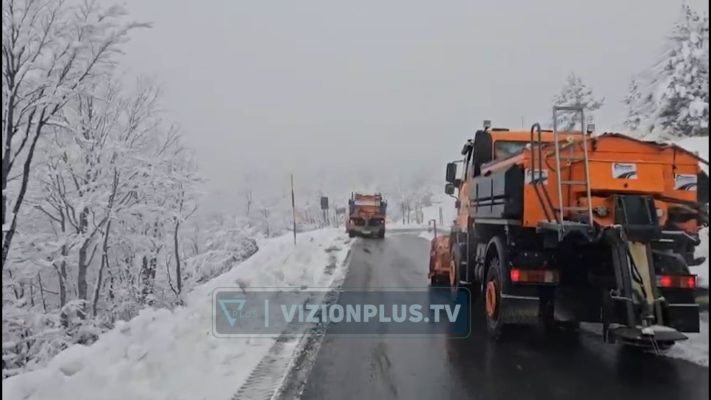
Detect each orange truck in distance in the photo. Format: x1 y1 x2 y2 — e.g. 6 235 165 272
346 193 387 238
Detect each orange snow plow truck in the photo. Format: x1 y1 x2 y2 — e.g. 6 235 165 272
346 193 387 239
429 106 709 350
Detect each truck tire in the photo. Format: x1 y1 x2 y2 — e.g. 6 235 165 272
378 230 385 239
449 252 459 291
485 258 505 340
348 231 355 238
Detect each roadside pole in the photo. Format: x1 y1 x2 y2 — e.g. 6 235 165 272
291 174 296 245
263 208 270 237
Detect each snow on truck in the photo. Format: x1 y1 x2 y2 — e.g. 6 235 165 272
346 193 387 238
429 106 709 349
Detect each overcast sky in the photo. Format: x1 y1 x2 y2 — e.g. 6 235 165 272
117 0 708 211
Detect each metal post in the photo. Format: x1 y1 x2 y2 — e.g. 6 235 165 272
580 110 594 225
291 174 296 245
553 107 564 239
263 208 270 237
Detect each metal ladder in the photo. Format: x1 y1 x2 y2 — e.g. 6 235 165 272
551 106 594 240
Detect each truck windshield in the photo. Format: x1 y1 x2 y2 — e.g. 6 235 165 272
494 141 528 160
354 199 380 206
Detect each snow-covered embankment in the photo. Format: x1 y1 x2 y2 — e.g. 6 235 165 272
4 229 352 400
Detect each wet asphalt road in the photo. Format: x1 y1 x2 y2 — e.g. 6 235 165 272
299 232 710 400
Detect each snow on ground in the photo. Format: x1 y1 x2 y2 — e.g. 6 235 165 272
421 194 456 227
388 192 457 231
418 230 435 241
3 229 352 400
664 312 709 367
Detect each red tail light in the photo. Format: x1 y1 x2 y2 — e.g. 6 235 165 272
657 274 696 289
510 268 558 284
688 276 697 289
659 275 672 288
510 268 521 282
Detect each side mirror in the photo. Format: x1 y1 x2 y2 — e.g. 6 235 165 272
445 162 457 183
445 183 455 195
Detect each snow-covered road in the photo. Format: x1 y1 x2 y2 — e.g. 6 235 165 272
3 229 352 400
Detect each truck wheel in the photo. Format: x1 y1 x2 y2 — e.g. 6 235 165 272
430 275 445 286
378 230 385 239
428 251 439 286
485 258 505 340
449 257 459 291
348 231 355 238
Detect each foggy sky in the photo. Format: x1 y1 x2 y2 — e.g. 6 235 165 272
118 0 709 211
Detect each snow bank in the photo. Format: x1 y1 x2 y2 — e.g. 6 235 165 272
3 229 352 400
418 230 435 241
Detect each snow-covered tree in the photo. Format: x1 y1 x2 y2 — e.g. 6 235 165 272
1 77 206 375
623 79 646 132
624 5 709 139
552 73 605 130
1 0 147 264
653 5 709 137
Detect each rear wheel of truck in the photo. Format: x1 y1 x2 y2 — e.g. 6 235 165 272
485 259 505 340
348 231 355 238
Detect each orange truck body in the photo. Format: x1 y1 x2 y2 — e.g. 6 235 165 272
429 114 708 348
455 131 703 233
346 193 387 238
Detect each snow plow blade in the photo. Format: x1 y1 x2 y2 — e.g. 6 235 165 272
607 324 688 348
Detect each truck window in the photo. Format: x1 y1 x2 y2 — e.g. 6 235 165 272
494 141 527 160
